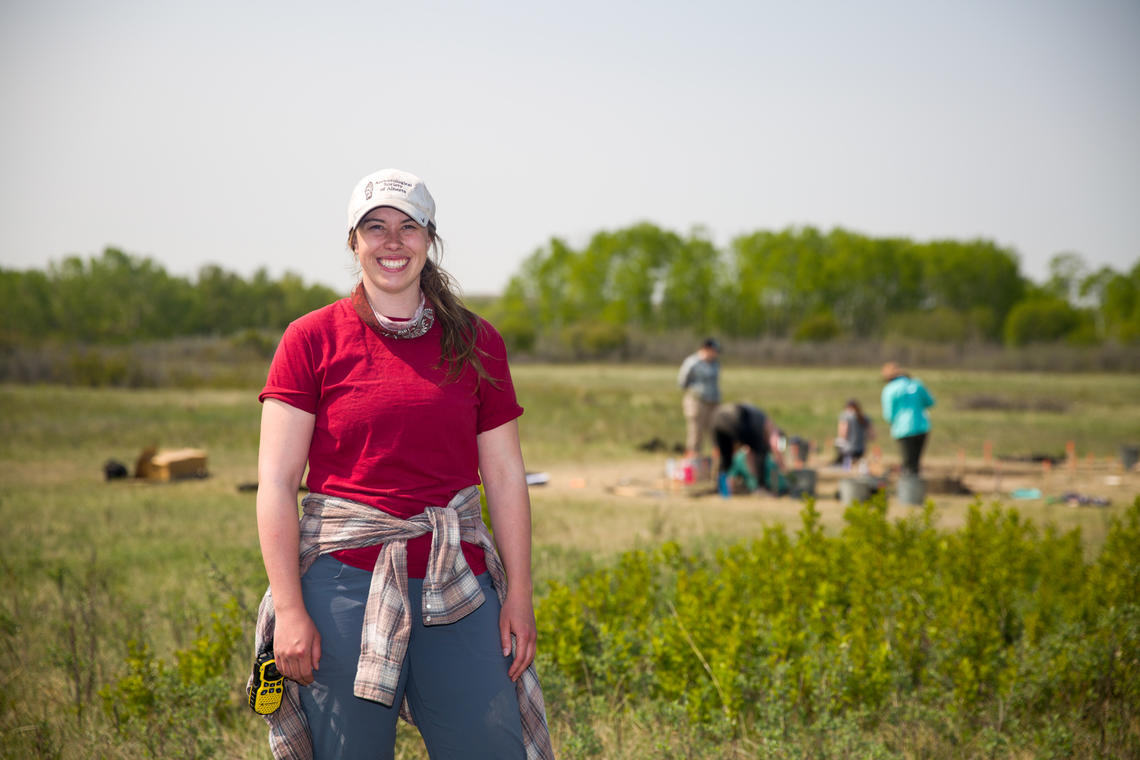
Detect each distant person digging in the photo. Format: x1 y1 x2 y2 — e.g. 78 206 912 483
711 403 787 495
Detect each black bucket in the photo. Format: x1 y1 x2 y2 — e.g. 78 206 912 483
787 468 816 498
1122 445 1139 471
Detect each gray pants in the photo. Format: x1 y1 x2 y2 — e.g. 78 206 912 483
298 554 526 760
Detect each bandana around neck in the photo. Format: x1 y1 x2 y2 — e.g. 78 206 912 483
351 283 435 340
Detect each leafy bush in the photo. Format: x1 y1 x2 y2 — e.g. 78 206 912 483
99 598 246 759
558 320 630 359
66 348 144 387
493 313 538 354
536 496 1140 757
1003 298 1083 346
885 307 969 343
1062 318 1100 346
229 328 279 359
792 312 841 342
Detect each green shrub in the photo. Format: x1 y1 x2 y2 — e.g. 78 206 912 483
99 598 246 759
1004 298 1082 346
66 348 143 387
535 496 1140 756
1063 318 1101 346
558 321 630 359
229 328 279 359
494 313 538 354
792 313 841 342
885 307 969 343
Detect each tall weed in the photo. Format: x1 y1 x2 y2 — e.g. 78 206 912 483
99 598 246 759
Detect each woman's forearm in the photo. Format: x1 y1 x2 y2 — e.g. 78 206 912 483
477 420 534 595
256 482 305 611
256 399 316 612
486 487 534 596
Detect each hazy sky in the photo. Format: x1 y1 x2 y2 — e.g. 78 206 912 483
2 0 1138 296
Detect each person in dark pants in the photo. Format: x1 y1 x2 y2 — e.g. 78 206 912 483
711 403 787 494
880 362 936 476
253 168 552 760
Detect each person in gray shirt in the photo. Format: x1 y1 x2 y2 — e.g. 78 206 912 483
677 337 721 456
834 398 873 469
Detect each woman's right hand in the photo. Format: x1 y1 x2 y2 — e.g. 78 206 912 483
273 606 321 685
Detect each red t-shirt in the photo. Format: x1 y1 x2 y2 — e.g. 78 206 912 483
259 294 523 578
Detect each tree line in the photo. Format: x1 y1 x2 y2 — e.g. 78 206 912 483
485 223 1140 352
2 230 1138 352
0 248 340 346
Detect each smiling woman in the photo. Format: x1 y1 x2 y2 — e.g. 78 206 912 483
251 168 554 759
352 206 431 313
344 169 494 383
346 169 434 320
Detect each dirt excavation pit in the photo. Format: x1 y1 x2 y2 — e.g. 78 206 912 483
531 453 1138 512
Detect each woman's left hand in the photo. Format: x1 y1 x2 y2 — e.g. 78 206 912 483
499 589 537 681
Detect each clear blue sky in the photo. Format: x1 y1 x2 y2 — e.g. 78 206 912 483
2 0 1138 296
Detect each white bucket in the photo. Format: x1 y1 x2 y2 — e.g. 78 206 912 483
838 478 873 505
897 474 925 505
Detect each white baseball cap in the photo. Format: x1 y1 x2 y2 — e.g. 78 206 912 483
347 168 436 232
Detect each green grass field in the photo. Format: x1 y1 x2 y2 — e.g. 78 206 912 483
1 366 1138 758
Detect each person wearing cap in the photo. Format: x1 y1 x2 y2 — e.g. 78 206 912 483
880 362 936 477
252 169 552 759
676 337 721 456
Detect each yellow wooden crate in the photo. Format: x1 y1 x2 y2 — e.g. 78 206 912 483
136 447 208 481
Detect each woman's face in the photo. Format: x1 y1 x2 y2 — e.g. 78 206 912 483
352 206 431 308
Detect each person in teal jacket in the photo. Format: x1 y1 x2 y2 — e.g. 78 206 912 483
880 362 935 476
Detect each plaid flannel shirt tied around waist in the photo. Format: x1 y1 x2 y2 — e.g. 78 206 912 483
249 486 554 760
